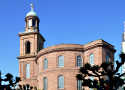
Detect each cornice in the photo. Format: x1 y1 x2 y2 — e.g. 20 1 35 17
18 31 39 37
17 55 36 59
36 45 84 60
18 31 45 41
84 40 116 52
36 40 116 61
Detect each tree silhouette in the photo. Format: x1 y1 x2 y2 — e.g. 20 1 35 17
0 72 37 90
17 84 35 90
0 71 20 90
77 53 125 90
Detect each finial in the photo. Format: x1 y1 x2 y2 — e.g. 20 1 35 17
30 3 34 11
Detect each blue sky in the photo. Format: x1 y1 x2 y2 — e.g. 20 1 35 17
0 0 124 76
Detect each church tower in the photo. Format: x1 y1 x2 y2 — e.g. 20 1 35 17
121 22 125 74
18 4 45 87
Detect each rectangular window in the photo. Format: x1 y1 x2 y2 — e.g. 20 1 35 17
26 64 30 78
43 77 48 90
58 56 64 67
90 54 94 65
44 58 48 70
77 56 82 67
28 19 32 27
77 80 82 90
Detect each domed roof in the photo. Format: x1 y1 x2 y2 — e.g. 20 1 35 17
26 3 37 17
26 10 37 17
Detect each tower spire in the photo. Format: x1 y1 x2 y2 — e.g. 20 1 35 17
122 21 125 54
30 3 34 11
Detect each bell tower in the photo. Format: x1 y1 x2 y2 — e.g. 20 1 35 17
18 4 45 87
121 22 125 75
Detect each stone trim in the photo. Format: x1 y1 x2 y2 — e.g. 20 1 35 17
18 32 45 41
36 47 84 61
36 40 116 61
17 55 36 59
39 68 79 75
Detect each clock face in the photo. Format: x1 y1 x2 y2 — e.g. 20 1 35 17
28 19 32 27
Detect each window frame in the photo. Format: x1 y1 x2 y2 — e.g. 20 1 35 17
76 55 83 67
25 41 31 54
89 54 94 65
43 58 48 70
58 75 64 89
26 63 30 79
28 19 32 27
43 77 48 90
77 79 82 90
58 55 64 67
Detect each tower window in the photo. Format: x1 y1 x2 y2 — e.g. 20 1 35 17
76 55 82 67
58 55 64 67
43 58 48 70
32 19 36 27
58 75 64 89
43 77 48 90
25 41 31 54
28 19 32 27
26 64 30 78
90 54 94 65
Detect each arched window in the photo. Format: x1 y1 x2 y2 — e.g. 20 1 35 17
77 80 82 90
90 54 94 65
43 77 48 90
76 55 82 67
32 19 36 27
26 64 30 78
58 75 64 89
25 41 31 54
43 58 48 70
58 56 64 67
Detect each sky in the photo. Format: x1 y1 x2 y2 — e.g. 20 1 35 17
0 0 125 76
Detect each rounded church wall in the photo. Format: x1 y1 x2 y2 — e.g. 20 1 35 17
36 44 84 90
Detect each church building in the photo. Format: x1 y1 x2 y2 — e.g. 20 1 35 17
17 4 116 90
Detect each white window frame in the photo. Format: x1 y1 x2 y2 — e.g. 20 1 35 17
58 75 64 89
58 55 64 67
43 58 48 70
76 55 83 67
90 54 94 65
26 64 30 78
43 77 48 90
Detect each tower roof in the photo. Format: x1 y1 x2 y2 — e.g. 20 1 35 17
26 3 37 17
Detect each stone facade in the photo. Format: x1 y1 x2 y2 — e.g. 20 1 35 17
17 6 116 90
